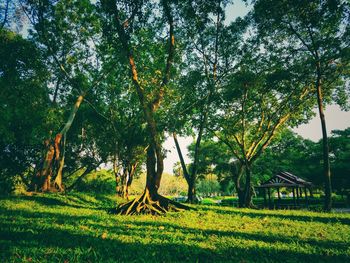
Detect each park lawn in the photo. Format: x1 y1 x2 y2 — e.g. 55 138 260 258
0 193 349 263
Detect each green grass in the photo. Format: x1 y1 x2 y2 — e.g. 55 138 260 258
1 193 350 262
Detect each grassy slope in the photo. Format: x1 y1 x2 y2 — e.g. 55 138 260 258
0 193 349 263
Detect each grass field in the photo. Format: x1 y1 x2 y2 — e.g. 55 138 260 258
0 192 349 262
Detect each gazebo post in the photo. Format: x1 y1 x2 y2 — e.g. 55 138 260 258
299 187 303 198
267 188 271 209
296 187 300 206
304 187 308 208
277 187 281 209
292 187 296 208
309 187 313 197
263 188 267 208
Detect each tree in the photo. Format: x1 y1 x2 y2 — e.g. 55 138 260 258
0 0 21 30
0 29 50 193
187 139 233 195
102 92 147 200
24 0 109 191
252 0 350 210
210 39 315 207
101 0 188 214
171 0 244 203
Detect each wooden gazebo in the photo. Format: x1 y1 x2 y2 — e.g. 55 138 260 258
256 171 313 209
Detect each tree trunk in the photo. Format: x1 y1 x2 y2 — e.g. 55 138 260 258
125 163 137 200
115 146 190 215
37 142 55 192
232 162 254 208
231 163 245 207
316 65 332 211
66 165 95 191
187 179 196 203
35 94 84 192
243 164 254 208
186 112 207 203
173 132 190 183
173 132 198 202
113 154 122 196
53 134 66 191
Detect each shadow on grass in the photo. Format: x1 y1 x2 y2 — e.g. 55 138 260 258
0 208 348 263
0 193 118 211
0 194 93 209
198 206 350 225
1 221 348 263
121 219 349 252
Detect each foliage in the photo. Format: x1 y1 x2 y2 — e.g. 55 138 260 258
252 0 350 108
72 169 116 194
329 128 350 195
196 174 221 197
0 29 50 193
158 173 187 196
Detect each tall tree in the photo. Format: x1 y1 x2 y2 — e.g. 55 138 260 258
171 0 243 203
211 40 315 207
101 0 188 214
24 0 109 191
252 0 350 210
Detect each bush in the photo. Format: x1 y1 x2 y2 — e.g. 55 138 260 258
197 174 221 197
75 170 116 194
0 173 16 195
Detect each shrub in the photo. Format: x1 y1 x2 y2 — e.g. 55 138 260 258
75 170 116 194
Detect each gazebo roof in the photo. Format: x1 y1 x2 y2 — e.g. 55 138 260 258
256 171 312 188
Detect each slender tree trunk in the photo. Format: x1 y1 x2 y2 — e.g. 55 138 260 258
173 132 190 183
173 132 198 202
122 166 128 199
315 68 332 211
187 179 196 203
113 154 122 196
123 163 137 200
188 112 208 203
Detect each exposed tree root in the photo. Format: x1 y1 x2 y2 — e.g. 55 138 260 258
114 189 191 215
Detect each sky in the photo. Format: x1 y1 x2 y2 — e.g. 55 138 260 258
162 1 350 174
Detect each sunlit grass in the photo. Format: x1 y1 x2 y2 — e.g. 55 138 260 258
0 192 349 262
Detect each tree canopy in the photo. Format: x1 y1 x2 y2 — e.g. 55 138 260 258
0 0 349 212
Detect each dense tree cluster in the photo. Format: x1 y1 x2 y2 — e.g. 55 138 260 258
0 0 349 213
188 128 350 198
